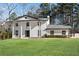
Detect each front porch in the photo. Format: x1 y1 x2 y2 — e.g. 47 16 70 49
12 22 31 39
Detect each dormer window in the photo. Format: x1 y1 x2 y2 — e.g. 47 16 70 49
15 23 18 26
25 17 27 19
26 22 29 27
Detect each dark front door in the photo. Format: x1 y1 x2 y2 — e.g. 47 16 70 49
25 30 30 37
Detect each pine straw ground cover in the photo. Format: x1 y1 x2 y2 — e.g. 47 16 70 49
0 38 79 56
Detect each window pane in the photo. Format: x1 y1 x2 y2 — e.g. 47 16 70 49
38 30 39 37
25 17 27 19
25 30 30 37
15 30 18 36
62 31 66 35
15 23 18 26
37 22 39 26
50 31 54 35
26 22 29 27
37 22 41 26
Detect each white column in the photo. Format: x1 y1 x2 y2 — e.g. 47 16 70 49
12 24 15 38
47 16 50 25
21 23 23 38
66 30 69 37
30 22 31 37
40 22 41 37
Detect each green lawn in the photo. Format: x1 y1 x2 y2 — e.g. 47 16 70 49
0 38 79 56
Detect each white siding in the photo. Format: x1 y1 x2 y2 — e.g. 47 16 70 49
54 30 62 35
12 20 48 38
47 29 69 36
30 21 38 37
41 21 47 36
12 22 21 38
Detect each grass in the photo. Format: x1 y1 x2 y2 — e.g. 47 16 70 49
0 38 79 56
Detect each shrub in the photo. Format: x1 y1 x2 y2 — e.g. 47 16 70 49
47 35 67 38
0 31 12 40
42 34 68 38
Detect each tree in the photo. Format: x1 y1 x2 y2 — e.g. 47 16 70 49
39 3 50 17
9 12 17 20
0 8 5 20
36 3 62 24
50 3 79 26
20 3 28 15
27 5 39 17
39 3 79 31
51 3 79 34
6 3 17 21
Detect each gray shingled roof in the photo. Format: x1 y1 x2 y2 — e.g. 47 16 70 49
14 15 47 21
46 25 71 30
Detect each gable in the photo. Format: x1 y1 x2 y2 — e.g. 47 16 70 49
14 15 47 21
15 16 36 21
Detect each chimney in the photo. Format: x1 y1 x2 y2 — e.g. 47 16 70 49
47 15 50 25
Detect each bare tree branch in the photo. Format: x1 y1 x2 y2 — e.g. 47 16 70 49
6 3 17 20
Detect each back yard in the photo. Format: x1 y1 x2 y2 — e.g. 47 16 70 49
0 38 79 56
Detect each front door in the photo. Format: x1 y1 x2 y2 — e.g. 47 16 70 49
25 30 30 37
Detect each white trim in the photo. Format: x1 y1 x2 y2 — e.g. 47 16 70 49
12 24 15 38
30 21 31 37
21 22 23 38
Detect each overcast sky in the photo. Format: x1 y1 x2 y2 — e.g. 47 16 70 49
0 3 40 21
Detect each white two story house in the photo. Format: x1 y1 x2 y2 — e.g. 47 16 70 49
6 15 71 38
11 15 49 38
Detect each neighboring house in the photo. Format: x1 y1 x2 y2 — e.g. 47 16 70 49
6 15 71 38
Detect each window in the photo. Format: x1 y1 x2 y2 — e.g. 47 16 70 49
25 30 30 37
39 30 41 36
15 23 18 26
37 22 41 26
50 31 54 35
62 31 66 35
15 30 18 36
38 30 41 37
25 17 27 19
37 22 39 26
8 28 10 31
38 30 39 37
26 22 29 27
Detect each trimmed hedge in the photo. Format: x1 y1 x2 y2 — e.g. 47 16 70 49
42 34 69 38
0 31 12 40
47 35 67 38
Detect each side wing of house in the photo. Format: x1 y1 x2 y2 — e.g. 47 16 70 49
46 25 71 36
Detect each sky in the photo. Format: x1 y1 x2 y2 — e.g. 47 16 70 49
0 3 40 21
